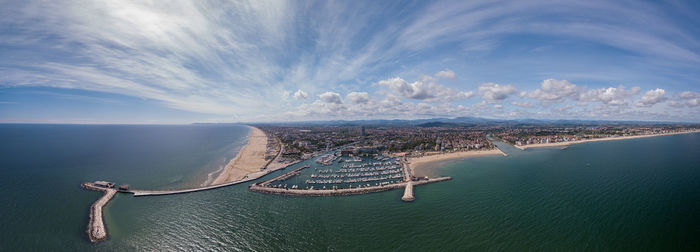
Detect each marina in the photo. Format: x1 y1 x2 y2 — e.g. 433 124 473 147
315 153 339 165
250 153 451 200
277 155 407 189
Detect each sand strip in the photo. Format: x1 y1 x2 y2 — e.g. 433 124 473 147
211 126 269 185
514 130 700 150
408 149 506 177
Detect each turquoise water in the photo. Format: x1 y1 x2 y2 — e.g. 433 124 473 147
1 125 699 251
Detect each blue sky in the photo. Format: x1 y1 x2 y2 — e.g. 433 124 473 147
1 0 699 123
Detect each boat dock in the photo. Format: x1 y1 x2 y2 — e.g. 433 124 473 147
82 182 118 242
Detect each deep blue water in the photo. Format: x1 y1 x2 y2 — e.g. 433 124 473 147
0 125 698 251
0 124 249 250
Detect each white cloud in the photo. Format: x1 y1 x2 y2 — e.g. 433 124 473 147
280 90 478 121
510 101 533 107
679 91 700 99
578 85 640 106
637 88 667 106
376 77 473 102
434 69 456 79
295 100 346 117
293 89 308 100
528 79 580 102
346 92 370 104
2 0 699 122
319 91 343 104
478 82 517 103
553 105 573 112
670 91 700 108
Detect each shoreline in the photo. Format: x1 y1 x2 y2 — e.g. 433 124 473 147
122 126 299 196
513 130 700 150
211 126 269 185
407 148 506 177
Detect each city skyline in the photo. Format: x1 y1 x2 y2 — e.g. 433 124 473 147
1 0 700 123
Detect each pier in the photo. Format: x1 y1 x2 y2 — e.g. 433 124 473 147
125 162 302 196
82 182 117 242
128 175 259 196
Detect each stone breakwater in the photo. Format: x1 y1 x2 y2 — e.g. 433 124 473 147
401 181 415 202
82 183 117 242
249 177 451 197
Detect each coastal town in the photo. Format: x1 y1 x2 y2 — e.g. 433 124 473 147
491 125 700 149
259 125 497 162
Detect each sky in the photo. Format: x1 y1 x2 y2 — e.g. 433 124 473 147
1 0 699 124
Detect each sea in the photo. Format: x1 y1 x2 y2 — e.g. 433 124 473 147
1 124 699 251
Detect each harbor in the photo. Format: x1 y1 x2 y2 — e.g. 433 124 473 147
78 150 452 243
249 153 451 200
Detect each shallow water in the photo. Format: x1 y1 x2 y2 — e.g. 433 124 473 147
1 125 698 250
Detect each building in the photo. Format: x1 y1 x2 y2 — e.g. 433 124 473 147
94 181 115 188
340 147 355 156
356 147 378 156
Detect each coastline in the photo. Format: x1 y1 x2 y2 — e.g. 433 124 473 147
408 148 506 177
514 130 700 150
211 126 269 185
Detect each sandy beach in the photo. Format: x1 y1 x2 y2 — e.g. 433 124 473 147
408 148 506 177
514 130 700 150
211 126 269 185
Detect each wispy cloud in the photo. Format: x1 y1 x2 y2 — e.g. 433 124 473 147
1 0 699 122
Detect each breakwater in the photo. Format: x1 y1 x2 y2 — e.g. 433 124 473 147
249 177 450 197
129 176 258 196
401 181 415 201
127 161 302 196
82 182 117 242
